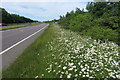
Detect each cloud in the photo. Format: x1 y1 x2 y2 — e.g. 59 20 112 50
2 2 88 21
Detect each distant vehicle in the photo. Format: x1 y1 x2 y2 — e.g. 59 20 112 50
0 23 7 26
55 22 58 23
27 22 32 24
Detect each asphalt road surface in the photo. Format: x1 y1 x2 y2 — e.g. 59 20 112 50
1 23 49 70
2 23 49 51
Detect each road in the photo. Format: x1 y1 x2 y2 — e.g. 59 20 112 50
2 23 49 51
0 23 49 70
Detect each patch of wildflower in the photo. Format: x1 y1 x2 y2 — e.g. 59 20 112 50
45 25 119 78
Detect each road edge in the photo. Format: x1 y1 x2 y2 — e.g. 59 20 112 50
1 23 49 72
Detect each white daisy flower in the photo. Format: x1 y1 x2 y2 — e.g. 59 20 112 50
35 76 38 78
69 63 74 66
63 66 67 70
72 66 76 68
75 74 78 77
42 74 44 76
68 68 73 71
67 74 72 78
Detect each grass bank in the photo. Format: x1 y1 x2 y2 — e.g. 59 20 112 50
2 23 119 79
0 23 42 30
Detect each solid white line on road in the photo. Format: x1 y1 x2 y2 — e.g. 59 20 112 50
0 24 49 55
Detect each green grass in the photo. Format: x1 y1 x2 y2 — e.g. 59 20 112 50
2 23 119 78
2 23 58 78
0 23 42 30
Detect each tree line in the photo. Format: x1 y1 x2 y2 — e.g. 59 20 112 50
58 2 120 45
0 8 36 24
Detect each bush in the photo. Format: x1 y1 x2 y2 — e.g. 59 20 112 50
68 13 94 32
58 2 119 45
82 26 118 43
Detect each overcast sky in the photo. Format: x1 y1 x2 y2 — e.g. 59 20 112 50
1 0 94 21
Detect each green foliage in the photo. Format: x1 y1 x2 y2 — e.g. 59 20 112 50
86 2 107 17
69 13 93 32
83 26 118 43
86 2 120 17
58 2 119 44
94 16 119 30
59 8 85 29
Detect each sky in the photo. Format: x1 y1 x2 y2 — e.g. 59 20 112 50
1 0 94 21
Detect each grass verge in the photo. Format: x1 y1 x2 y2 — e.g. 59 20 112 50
0 23 42 30
2 23 58 78
2 23 119 79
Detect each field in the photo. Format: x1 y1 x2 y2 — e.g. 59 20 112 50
2 23 119 79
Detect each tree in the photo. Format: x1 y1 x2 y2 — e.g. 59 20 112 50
1 8 35 24
86 2 107 17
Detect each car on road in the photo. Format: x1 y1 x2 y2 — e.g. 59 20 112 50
27 22 33 24
0 23 7 26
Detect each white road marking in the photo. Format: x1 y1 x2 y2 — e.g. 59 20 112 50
0 24 49 55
